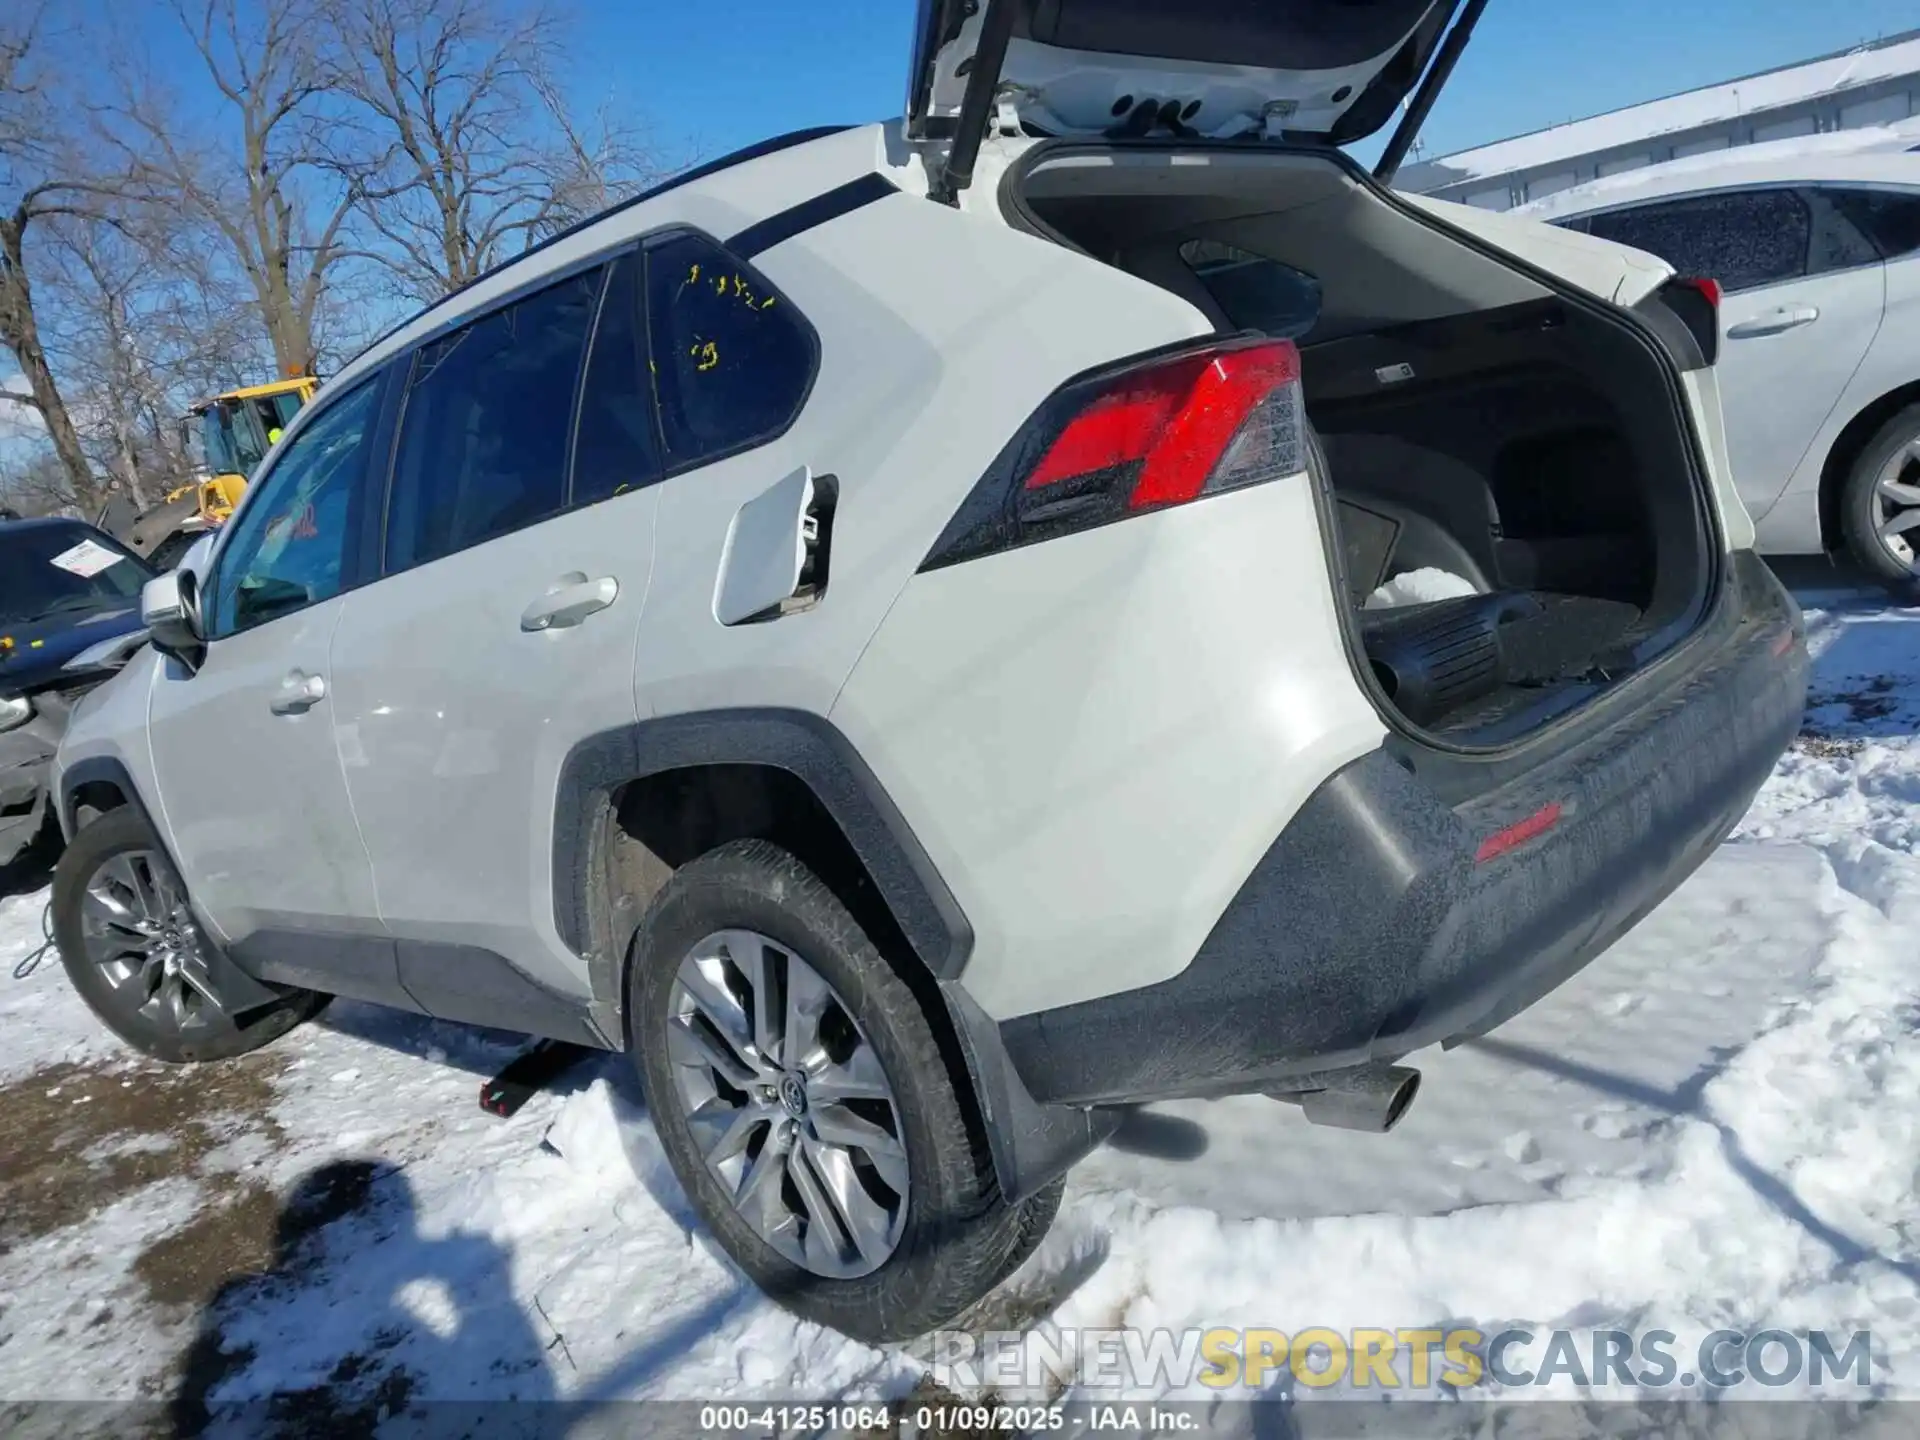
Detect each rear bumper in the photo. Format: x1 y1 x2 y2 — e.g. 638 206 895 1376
998 551 1807 1107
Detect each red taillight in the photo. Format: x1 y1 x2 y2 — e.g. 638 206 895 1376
1023 363 1199 492
1676 276 1721 310
1655 276 1721 367
922 339 1306 571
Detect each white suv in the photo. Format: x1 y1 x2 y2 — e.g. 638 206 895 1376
49 0 1807 1342
1517 143 1920 591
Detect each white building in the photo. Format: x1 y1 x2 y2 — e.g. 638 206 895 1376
1398 29 1920 211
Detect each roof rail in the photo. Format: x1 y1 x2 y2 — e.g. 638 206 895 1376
342 124 857 372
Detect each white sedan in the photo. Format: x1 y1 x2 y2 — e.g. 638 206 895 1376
1518 143 1920 591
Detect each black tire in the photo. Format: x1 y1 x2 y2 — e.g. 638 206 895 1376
1839 404 1920 596
628 839 1040 1343
52 808 327 1064
994 1176 1066 1289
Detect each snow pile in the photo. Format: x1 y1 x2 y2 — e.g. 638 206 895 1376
1032 845 1920 1410
0 890 124 1084
5 582 1920 1418
1364 567 1481 609
541 1074 698 1234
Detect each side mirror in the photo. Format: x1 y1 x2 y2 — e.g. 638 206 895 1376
141 569 206 673
178 532 217 581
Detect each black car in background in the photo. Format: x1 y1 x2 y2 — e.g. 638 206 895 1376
0 517 155 866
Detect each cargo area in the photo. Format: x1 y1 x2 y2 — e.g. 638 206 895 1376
1010 145 1719 745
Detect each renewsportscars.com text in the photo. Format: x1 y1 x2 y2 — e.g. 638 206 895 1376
930 1326 1873 1393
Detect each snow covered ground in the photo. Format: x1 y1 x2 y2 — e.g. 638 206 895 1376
3 569 1920 1433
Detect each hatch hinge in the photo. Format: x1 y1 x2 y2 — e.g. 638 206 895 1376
994 88 1025 138
930 0 1025 206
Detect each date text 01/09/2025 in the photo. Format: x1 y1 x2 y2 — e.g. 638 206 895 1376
902 1405 1198 1433
698 1402 1200 1433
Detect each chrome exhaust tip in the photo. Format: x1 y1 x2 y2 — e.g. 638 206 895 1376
1272 1064 1421 1133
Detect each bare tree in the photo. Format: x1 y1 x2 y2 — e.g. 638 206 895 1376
527 71 669 239
0 7 115 512
0 448 79 518
336 0 662 302
115 0 357 377
3 0 670 525
39 213 262 508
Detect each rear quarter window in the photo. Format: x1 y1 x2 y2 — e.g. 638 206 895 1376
1179 240 1323 340
1804 188 1882 274
642 233 816 471
1830 188 1920 261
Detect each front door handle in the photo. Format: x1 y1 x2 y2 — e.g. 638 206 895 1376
1727 305 1820 339
270 670 327 715
521 574 619 632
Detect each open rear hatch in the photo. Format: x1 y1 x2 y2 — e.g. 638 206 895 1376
908 0 1485 198
1003 142 1723 747
909 1 1726 750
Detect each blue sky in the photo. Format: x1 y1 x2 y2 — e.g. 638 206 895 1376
8 3 1915 460
579 0 1919 167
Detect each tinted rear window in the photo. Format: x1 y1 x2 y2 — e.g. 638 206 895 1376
1830 188 1920 261
1584 190 1811 293
385 269 602 571
572 254 663 505
643 233 815 469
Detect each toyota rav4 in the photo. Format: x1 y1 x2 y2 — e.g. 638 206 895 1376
49 0 1807 1343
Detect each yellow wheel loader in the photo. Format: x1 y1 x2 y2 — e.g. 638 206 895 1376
118 376 317 570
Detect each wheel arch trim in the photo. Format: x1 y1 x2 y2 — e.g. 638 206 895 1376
58 756 150 844
552 708 974 993
552 710 1115 1200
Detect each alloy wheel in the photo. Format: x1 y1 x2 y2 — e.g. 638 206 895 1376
665 929 910 1279
79 850 227 1035
1871 433 1920 572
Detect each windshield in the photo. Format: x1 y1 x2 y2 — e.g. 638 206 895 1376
199 398 274 477
0 524 152 627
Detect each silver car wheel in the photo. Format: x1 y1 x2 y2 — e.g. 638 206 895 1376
665 929 910 1279
79 850 227 1034
1872 433 1920 572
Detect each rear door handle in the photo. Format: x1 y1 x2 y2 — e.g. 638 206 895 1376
270 670 327 715
521 574 618 632
1727 305 1819 339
